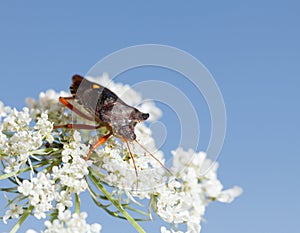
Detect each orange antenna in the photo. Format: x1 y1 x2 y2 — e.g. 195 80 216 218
125 140 139 190
134 140 173 176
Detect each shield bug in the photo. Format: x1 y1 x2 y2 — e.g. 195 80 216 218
54 75 170 181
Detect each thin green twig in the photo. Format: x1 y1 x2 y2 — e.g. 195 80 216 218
9 205 34 233
75 193 80 214
88 169 146 233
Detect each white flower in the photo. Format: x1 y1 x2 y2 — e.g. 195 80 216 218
0 125 7 148
58 208 72 222
3 204 24 224
8 130 42 159
91 120 167 195
3 107 31 132
18 172 57 219
217 186 243 203
161 226 184 233
1 107 46 173
26 230 38 233
202 179 223 197
44 219 65 233
52 131 90 194
0 75 241 233
44 210 101 233
4 157 20 174
55 190 73 212
18 180 33 196
0 101 11 119
155 148 243 233
98 142 166 194
52 163 88 194
26 89 71 125
65 212 101 233
35 112 54 143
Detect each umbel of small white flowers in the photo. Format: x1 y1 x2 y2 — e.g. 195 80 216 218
0 74 242 233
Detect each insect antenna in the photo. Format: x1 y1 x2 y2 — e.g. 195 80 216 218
134 140 173 176
125 140 139 190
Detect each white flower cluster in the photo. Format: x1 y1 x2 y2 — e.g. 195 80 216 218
26 89 72 125
0 106 54 173
0 101 93 225
2 204 24 224
43 210 101 233
0 74 242 233
26 210 101 233
157 148 243 233
15 131 91 219
95 123 166 194
18 172 56 219
161 226 184 233
52 131 90 195
86 76 242 233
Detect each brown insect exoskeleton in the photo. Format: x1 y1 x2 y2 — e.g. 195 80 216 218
54 75 170 182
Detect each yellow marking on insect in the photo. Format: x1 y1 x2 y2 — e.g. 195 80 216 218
93 84 100 89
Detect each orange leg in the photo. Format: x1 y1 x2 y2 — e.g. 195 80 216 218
57 97 112 161
59 96 95 121
54 123 101 130
85 133 112 161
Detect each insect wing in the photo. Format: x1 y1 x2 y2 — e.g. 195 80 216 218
70 75 122 123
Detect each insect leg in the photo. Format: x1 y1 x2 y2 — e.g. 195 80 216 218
85 132 112 161
54 123 101 130
59 96 95 121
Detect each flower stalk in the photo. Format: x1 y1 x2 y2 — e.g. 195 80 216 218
88 169 146 233
9 205 34 233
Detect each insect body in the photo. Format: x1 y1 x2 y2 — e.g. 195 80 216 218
55 75 169 180
70 75 149 142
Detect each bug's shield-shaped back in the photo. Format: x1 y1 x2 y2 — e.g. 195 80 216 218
70 75 149 141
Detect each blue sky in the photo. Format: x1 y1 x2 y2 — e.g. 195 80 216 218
0 1 300 233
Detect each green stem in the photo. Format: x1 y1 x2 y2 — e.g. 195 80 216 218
75 193 80 214
9 205 34 233
88 170 146 233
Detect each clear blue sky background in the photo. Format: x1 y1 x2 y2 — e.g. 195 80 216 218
0 1 300 233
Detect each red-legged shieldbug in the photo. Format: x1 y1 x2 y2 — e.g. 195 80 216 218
54 75 171 182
